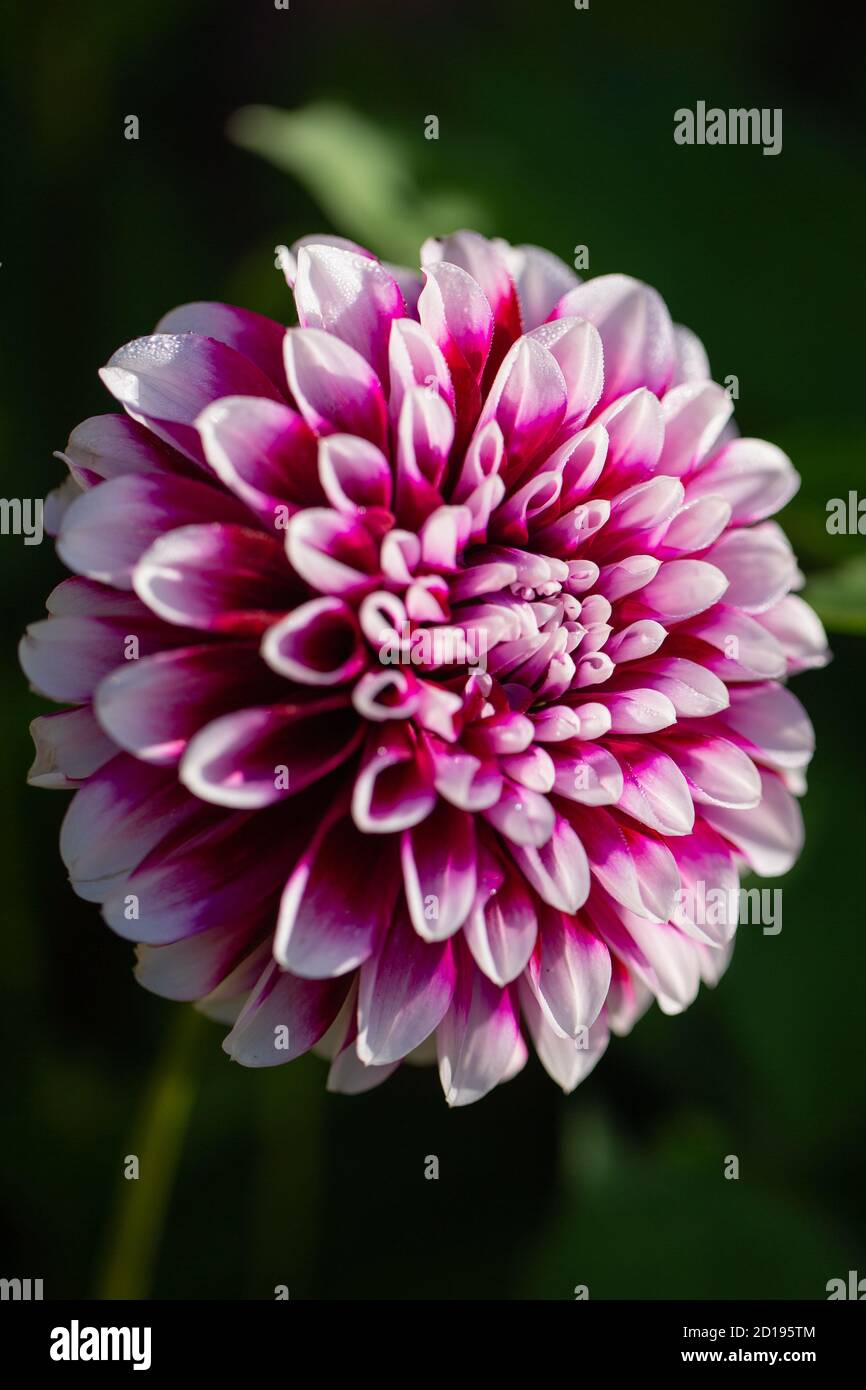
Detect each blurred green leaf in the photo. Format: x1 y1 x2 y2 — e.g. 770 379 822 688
227 101 486 264
805 559 866 634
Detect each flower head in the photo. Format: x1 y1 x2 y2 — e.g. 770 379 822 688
22 231 829 1104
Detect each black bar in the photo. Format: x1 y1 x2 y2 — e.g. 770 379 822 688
2 1298 862 1373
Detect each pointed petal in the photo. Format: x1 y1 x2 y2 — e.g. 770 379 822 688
528 907 611 1037
437 953 521 1106
197 395 320 524
134 523 301 632
275 813 398 976
552 274 675 403
57 472 248 589
701 769 804 876
686 438 799 524
224 961 350 1066
100 333 282 463
401 800 477 941
508 813 590 913
283 327 388 449
155 301 288 395
464 847 537 985
95 641 282 764
357 905 457 1064
180 699 361 808
294 244 405 387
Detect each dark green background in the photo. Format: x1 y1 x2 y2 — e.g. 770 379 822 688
1 0 863 1299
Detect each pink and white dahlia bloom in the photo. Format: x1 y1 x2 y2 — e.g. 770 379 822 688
22 231 828 1105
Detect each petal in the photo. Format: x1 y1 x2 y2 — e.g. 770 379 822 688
261 596 366 686
180 698 362 808
294 244 405 386
464 845 537 985
224 961 351 1066
197 395 320 525
357 904 457 1064
428 739 503 812
585 687 678 735
603 475 684 548
605 618 668 664
423 231 521 374
680 606 787 680
669 821 739 946
60 755 200 903
606 738 696 834
526 317 604 430
520 978 609 1093
508 813 590 913
27 706 116 788
595 553 661 601
352 725 436 833
671 323 711 384
134 523 301 632
103 799 307 943
657 381 733 476
285 507 380 598
284 233 378 286
417 260 494 421
100 333 283 463
155 301 288 395
552 274 675 403
569 805 679 921
502 242 580 330
387 317 455 422
352 667 421 722
528 907 611 1037
95 642 283 765
658 495 732 555
627 656 729 717
706 522 797 612
275 812 398 977
20 606 191 704
60 413 191 485
476 336 567 481
437 959 521 1107
599 903 702 1016
57 472 248 589
701 768 804 876
318 433 393 516
721 681 814 770
283 327 388 449
686 438 799 524
593 388 664 484
401 800 477 941
550 742 624 806
135 914 271 1001
482 780 556 847
395 386 453 526
755 594 830 672
327 1042 400 1095
638 558 729 622
663 733 762 809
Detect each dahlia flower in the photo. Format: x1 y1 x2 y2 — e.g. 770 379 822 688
22 231 828 1105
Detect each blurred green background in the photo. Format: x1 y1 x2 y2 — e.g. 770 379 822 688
1 0 863 1300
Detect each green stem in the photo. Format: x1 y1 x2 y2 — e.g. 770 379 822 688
96 1006 206 1300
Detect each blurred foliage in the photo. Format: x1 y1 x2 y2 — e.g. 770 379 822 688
806 559 866 634
1 0 864 1300
229 101 486 264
